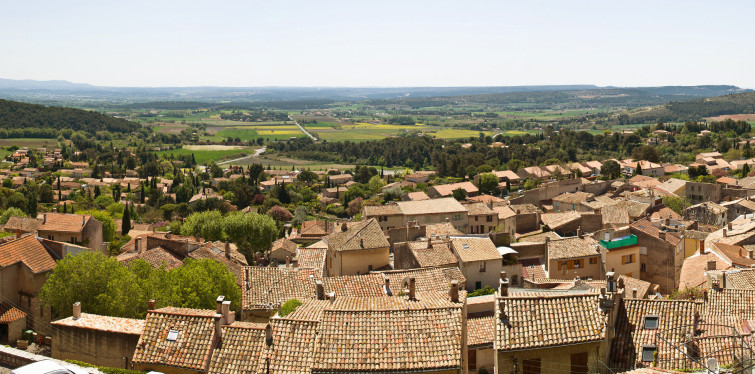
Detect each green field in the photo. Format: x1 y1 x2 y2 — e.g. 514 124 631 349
155 146 257 164
0 138 63 147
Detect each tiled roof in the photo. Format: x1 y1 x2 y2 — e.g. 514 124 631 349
267 319 318 374
631 218 682 246
52 313 144 335
188 243 248 285
3 216 40 233
547 237 599 260
118 247 183 270
396 197 467 215
496 294 606 350
38 213 90 233
602 204 630 226
705 288 755 323
299 221 334 237
541 211 581 230
713 242 755 267
362 204 403 216
520 258 546 280
296 246 326 275
618 275 652 299
281 299 331 321
312 308 462 372
242 267 318 310
425 222 464 237
430 181 479 197
493 170 520 181
403 191 430 201
409 241 458 268
463 202 495 216
470 194 505 204
519 166 550 178
493 205 516 220
467 312 495 348
679 253 732 289
132 307 217 371
515 231 561 243
0 235 57 273
553 191 595 204
610 299 699 370
649 207 682 221
450 237 500 262
271 238 297 255
510 204 540 214
616 200 651 219
0 302 26 323
322 273 386 297
207 323 265 374
324 219 389 252
381 267 466 294
724 268 755 289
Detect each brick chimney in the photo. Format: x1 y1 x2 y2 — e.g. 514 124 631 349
315 280 325 300
148 299 155 310
72 302 81 320
408 277 416 300
195 234 201 243
216 295 225 314
214 314 223 348
224 242 231 259
707 260 717 271
221 300 233 325
449 280 459 303
499 271 509 297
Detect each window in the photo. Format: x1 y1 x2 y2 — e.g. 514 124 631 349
523 358 541 374
511 275 518 285
644 315 659 329
475 281 482 290
468 349 477 371
559 261 568 270
641 345 657 362
641 263 647 272
572 203 576 210
479 262 486 272
167 329 179 342
47 235 53 240
487 215 493 222
590 257 597 264
622 254 634 264
574 259 583 269
475 216 479 222
70 237 77 244
570 352 588 374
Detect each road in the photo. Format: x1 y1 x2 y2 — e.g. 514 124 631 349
288 115 318 141
218 146 266 165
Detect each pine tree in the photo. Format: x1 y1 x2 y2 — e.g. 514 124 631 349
63 202 67 213
122 203 131 236
94 185 101 198
27 192 37 217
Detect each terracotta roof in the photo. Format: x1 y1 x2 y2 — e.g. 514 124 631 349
52 313 144 335
188 243 248 285
267 319 318 374
610 299 699 369
493 170 520 181
541 211 581 230
515 231 561 243
271 238 297 255
724 268 755 289
553 191 595 205
381 267 466 294
713 242 755 267
463 202 495 216
467 312 495 348
547 237 599 260
299 220 334 237
403 191 430 201
650 207 682 221
3 216 40 233
425 222 464 237
493 205 516 220
519 166 550 178
496 294 606 350
429 181 479 197
520 258 547 280
132 307 217 371
0 235 57 273
280 299 330 322
207 323 266 374
37 213 91 233
118 247 183 270
616 200 651 219
679 253 732 289
602 204 630 226
362 204 403 216
312 307 463 372
510 204 541 214
705 289 755 325
409 241 458 268
631 218 682 246
322 273 386 297
295 246 326 275
470 194 505 204
396 197 467 215
324 219 389 252
0 302 26 323
619 275 653 299
242 267 318 310
451 237 500 262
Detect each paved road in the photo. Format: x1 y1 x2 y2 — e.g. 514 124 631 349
218 146 266 165
288 115 318 141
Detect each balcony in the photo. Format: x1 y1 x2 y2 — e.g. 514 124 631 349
600 234 638 250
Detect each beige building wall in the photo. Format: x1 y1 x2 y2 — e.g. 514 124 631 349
605 245 641 278
468 215 498 235
327 247 390 276
470 347 495 374
496 341 603 374
548 255 602 280
684 237 702 258
461 260 502 291
52 328 140 369
404 213 468 233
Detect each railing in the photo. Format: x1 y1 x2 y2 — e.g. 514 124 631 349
600 235 638 249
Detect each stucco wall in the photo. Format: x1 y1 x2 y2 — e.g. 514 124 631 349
52 327 140 368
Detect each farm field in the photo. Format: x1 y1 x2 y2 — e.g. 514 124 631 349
0 138 63 147
155 145 259 164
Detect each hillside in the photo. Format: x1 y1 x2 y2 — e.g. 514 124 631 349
628 91 755 124
0 99 141 134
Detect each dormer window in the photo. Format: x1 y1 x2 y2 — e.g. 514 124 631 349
644 315 659 329
167 329 179 342
641 345 657 362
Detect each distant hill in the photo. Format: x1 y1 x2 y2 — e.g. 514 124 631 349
0 99 141 134
629 91 755 123
0 78 97 91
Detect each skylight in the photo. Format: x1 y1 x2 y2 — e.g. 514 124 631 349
641 345 657 362
463 244 470 249
167 329 179 341
644 315 659 330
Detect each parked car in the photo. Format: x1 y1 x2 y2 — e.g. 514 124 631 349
10 360 89 374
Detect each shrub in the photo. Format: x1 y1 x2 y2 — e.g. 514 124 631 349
279 299 302 317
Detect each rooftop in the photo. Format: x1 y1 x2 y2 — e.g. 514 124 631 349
52 313 145 335
396 197 467 215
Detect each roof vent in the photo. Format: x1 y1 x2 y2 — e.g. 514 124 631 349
167 329 179 342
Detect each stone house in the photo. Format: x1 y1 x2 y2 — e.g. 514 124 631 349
630 219 685 294
269 238 297 266
37 213 103 253
464 202 498 235
361 204 404 231
324 219 390 276
450 237 502 291
363 198 469 233
545 236 602 280
428 181 479 198
599 233 641 279
685 181 722 204
682 201 727 227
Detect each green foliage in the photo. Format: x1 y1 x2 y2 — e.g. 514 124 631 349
41 252 241 319
662 195 689 215
697 174 717 183
223 212 278 259
452 187 467 201
601 160 621 179
0 207 26 224
468 286 496 297
0 98 141 134
181 210 224 241
64 360 143 374
668 287 706 300
279 299 303 317
78 210 117 242
478 173 499 194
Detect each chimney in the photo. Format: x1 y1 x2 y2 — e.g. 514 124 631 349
360 238 364 248
214 314 223 347
577 227 582 239
499 271 509 297
195 234 201 243
449 280 459 303
728 222 733 230
341 222 348 232
315 280 325 300
148 299 155 310
221 300 233 325
748 249 754 260
166 232 172 239
15 229 20 239
216 295 225 314
445 217 450 223
328 292 336 302
384 277 392 296
659 231 666 240
43 213 47 224
265 324 273 346
707 260 717 271
72 302 81 320
723 228 728 238
82 215 85 226
408 277 416 300
632 288 638 298
224 242 231 259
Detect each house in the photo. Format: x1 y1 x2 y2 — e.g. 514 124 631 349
552 191 598 213
545 236 602 280
492 205 517 239
404 172 429 184
630 218 685 293
269 238 297 265
2 216 40 235
510 204 541 234
569 163 593 177
327 173 353 186
393 239 458 269
288 220 335 244
450 236 503 291
492 170 521 185
427 181 479 198
51 303 144 368
467 312 495 373
401 191 430 201
663 164 688 174
583 161 603 176
721 197 755 221
543 164 571 177
37 213 104 252
464 202 498 234
323 218 390 276
656 178 686 197
682 201 727 227
517 166 551 180
363 198 469 233
599 233 641 278
361 204 404 230
321 186 346 199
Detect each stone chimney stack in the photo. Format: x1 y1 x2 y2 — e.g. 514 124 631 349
408 277 416 300
707 260 717 271
315 280 325 300
221 300 233 325
728 222 733 231
72 302 81 320
148 299 155 310
723 228 728 238
15 229 20 239
499 271 509 297
658 231 666 240
214 314 223 347
216 295 225 314
748 249 754 260
449 280 459 303
224 242 231 259
285 256 290 268
577 227 582 239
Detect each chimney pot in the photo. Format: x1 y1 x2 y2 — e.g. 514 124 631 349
445 217 450 223
148 299 155 310
285 255 290 268
408 277 416 300
659 231 666 240
328 292 336 302
224 242 231 259
499 271 510 297
315 280 325 300
449 280 459 303
360 238 364 248
214 314 222 347
728 222 733 230
216 295 225 314
723 228 728 238
221 300 233 325
708 260 717 271
72 302 81 319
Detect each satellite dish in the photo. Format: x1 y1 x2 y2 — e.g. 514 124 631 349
706 358 719 374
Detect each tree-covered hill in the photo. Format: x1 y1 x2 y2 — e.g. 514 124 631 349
629 92 755 124
0 98 141 134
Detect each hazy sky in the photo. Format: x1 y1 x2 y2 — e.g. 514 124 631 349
2 0 753 88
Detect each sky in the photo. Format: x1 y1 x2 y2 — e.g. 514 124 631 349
1 0 753 88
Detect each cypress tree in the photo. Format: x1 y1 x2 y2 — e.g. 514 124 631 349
122 203 131 236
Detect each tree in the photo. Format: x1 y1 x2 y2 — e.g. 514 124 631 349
223 212 277 260
662 195 689 215
452 188 467 201
291 206 308 227
742 163 751 179
26 191 37 217
297 170 318 184
601 160 621 179
155 259 241 312
0 207 26 225
478 173 499 195
122 203 131 236
635 163 643 176
181 211 224 241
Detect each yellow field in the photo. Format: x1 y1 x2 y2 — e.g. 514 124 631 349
348 122 427 130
